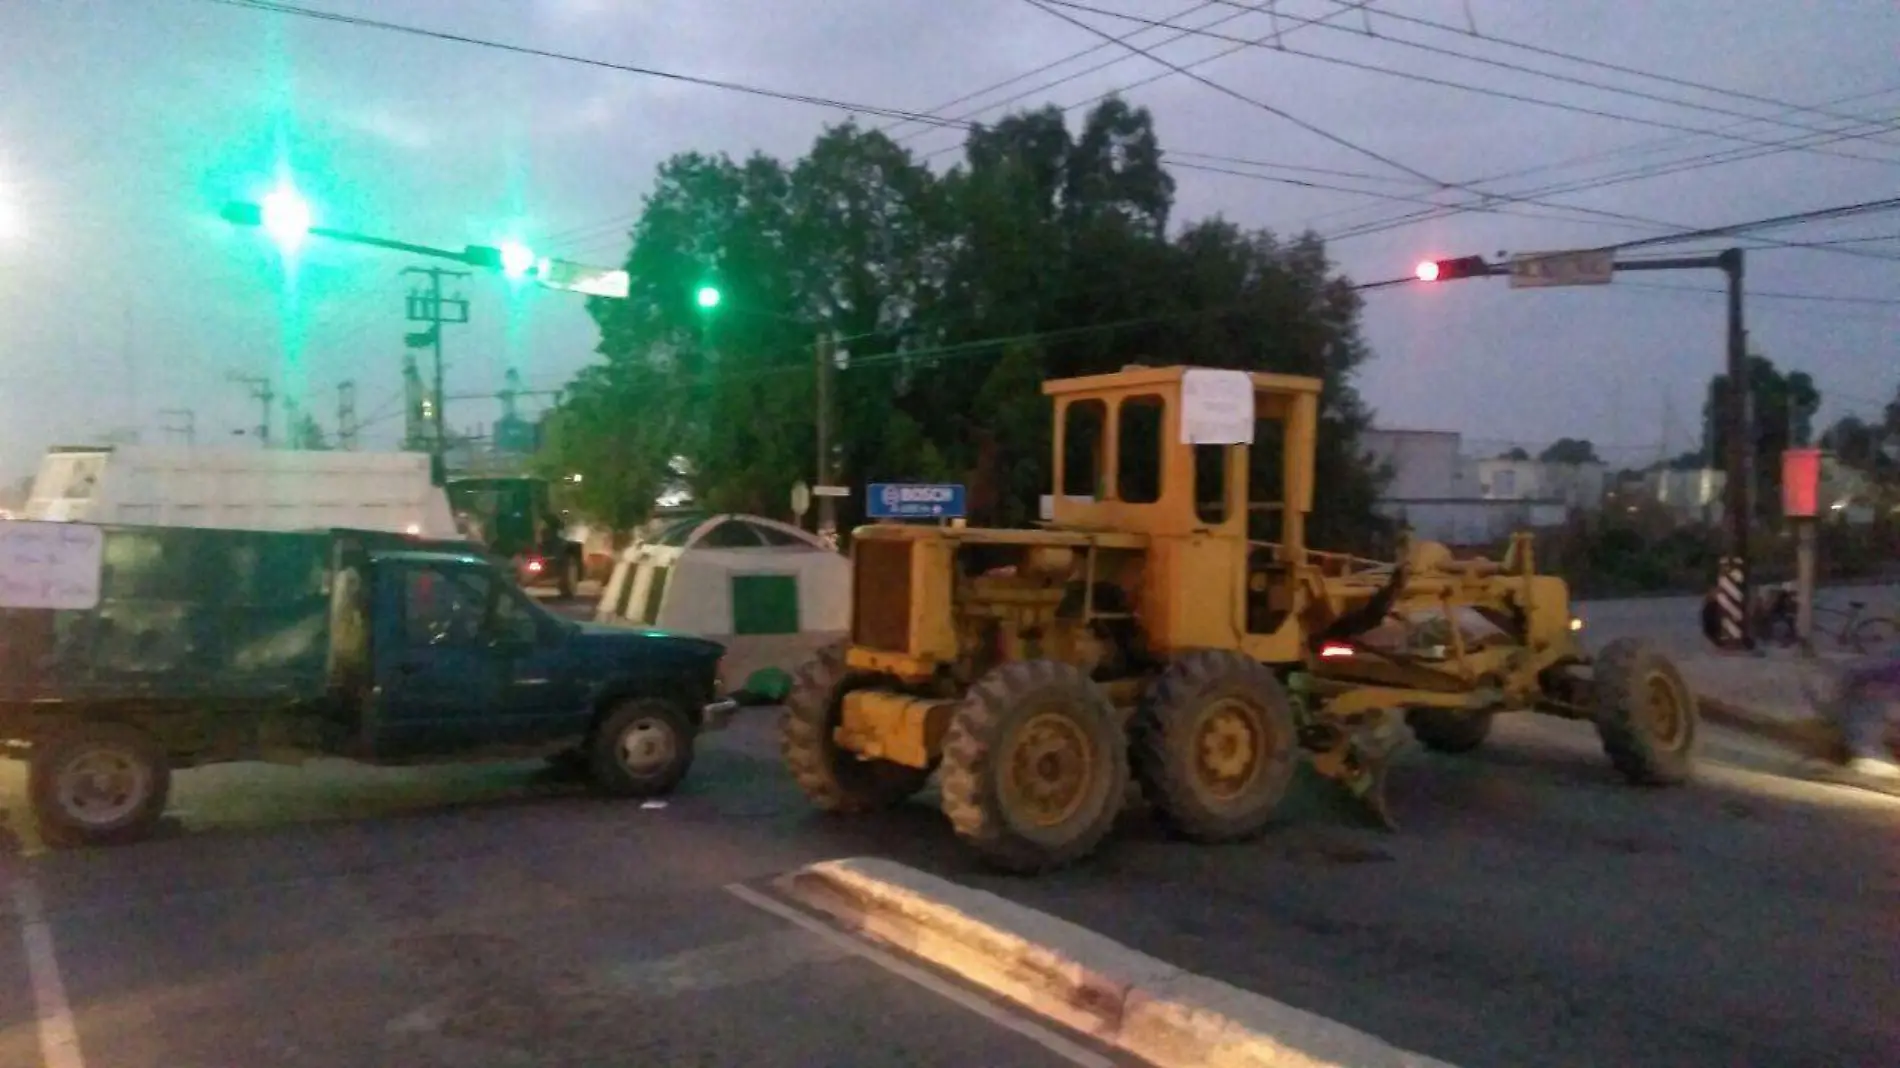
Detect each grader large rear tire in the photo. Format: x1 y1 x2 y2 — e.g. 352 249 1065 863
1132 650 1297 842
940 661 1128 874
781 643 933 813
1591 637 1696 785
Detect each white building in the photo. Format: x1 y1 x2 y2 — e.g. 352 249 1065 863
1475 457 1607 509
1360 428 1567 547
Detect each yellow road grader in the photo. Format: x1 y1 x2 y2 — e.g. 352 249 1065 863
782 365 1698 873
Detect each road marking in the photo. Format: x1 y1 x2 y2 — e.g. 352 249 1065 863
9 876 85 1068
723 882 1116 1068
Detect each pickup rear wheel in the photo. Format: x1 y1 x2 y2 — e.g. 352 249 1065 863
29 721 172 847
590 698 695 797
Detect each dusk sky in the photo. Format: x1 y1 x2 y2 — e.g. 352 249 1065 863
1 0 1896 479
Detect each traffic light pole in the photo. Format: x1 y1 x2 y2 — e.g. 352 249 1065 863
1449 248 1753 648
1597 249 1752 650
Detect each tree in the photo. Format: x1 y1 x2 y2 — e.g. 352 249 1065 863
1701 353 1821 516
550 97 1388 545
1539 438 1601 465
1499 447 1530 461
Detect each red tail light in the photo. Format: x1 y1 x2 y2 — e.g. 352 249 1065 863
525 557 545 574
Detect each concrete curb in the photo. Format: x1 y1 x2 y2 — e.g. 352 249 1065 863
782 857 1458 1068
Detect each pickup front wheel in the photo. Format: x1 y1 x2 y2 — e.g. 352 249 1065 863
29 721 172 847
590 698 695 798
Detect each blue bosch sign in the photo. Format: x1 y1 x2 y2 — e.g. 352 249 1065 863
867 483 966 520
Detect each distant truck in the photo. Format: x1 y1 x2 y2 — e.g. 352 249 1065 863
0 520 733 846
444 475 587 597
24 444 461 538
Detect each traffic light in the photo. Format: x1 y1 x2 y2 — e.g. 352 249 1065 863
1415 255 1490 282
464 241 538 278
259 187 312 250
694 284 722 310
221 186 312 252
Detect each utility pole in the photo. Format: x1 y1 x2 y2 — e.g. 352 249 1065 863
337 380 359 450
815 331 836 541
228 373 274 448
401 353 427 451
1721 250 1753 651
158 408 196 445
402 266 470 481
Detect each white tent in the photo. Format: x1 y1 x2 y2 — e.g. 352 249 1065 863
595 514 850 692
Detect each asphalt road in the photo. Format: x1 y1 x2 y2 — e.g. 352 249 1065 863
1574 581 1897 657
2 591 1897 1068
0 752 1107 1068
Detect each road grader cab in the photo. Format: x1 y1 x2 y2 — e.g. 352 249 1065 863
783 365 1698 873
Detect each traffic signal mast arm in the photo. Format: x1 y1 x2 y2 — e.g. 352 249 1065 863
1412 244 1754 651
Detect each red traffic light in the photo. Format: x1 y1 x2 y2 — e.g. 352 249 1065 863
1415 255 1490 282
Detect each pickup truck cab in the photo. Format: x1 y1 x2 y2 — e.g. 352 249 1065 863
0 524 734 846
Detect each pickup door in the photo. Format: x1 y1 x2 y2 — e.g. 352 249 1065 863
369 558 586 760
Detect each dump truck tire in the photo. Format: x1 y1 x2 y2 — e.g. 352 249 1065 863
940 660 1127 874
1133 650 1297 842
1406 708 1494 753
781 643 931 813
590 697 695 797
1591 637 1696 785
29 721 172 848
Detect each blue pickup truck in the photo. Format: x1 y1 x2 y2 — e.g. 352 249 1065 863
0 523 734 846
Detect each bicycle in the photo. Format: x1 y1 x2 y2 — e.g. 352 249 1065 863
1816 599 1900 656
1755 586 1900 655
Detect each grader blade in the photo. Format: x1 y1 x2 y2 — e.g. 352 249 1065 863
1346 743 1399 832
1308 715 1403 831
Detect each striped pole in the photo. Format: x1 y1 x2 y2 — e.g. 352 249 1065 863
1715 555 1747 648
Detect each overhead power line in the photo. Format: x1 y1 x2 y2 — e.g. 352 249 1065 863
901 0 1376 151
1018 0 1448 186
1302 87 1900 239
207 0 975 129
1322 119 1900 262
1035 0 1900 168
878 0 1227 139
1594 195 1900 254
1299 0 1900 138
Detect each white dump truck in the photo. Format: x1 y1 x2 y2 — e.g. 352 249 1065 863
24 444 460 539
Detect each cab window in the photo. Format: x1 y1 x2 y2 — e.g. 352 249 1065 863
1248 417 1289 543
1117 395 1165 504
402 566 492 647
1062 399 1107 498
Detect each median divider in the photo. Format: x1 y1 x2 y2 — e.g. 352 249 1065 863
781 857 1458 1068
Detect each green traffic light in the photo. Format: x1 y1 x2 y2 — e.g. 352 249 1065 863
498 241 536 279
695 285 722 309
259 187 312 250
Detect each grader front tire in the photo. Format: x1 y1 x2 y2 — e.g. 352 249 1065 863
1132 650 1297 843
1591 637 1697 785
939 661 1128 875
781 643 933 814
